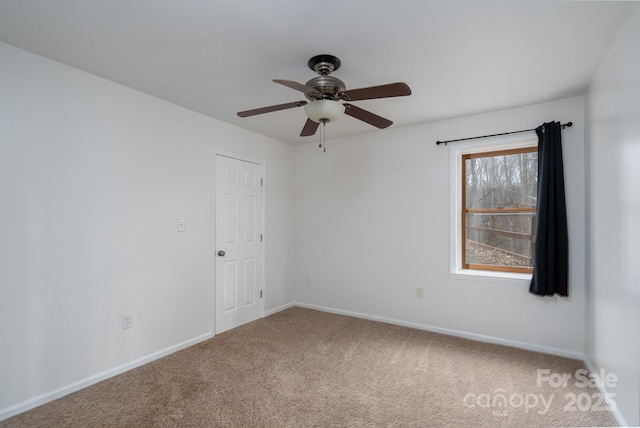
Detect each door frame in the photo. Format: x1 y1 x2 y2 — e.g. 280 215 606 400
211 149 266 335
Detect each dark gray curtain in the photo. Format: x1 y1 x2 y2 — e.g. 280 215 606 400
530 121 568 296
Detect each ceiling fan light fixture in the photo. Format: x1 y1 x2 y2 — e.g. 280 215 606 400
304 99 345 123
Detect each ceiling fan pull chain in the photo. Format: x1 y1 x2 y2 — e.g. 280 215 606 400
323 122 326 153
319 120 326 151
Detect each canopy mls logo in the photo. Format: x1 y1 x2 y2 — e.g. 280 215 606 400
463 390 553 416
462 368 618 417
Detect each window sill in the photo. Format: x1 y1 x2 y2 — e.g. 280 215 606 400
450 269 532 285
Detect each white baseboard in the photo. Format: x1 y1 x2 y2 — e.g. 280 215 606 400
4 304 619 424
2 301 294 422
0 332 213 422
295 303 629 424
294 302 584 360
264 302 296 317
583 354 628 427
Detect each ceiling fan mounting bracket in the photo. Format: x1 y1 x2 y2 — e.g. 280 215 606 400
308 54 341 76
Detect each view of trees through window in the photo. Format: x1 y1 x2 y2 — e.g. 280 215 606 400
462 147 537 273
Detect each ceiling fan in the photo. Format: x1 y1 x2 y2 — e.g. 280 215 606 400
237 54 412 138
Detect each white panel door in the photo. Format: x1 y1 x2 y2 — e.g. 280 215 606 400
215 154 263 334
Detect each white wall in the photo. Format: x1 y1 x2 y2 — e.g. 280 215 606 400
3 10 638 421
294 96 586 356
0 42 294 415
586 5 640 426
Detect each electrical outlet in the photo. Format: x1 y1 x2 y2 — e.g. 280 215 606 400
122 313 134 329
416 288 424 299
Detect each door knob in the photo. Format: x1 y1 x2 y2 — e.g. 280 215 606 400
217 250 225 257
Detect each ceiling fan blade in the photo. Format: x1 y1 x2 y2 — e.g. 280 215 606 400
237 100 306 117
344 104 393 129
300 118 320 136
341 82 411 101
274 79 323 97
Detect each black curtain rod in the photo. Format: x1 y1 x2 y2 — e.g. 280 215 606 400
436 122 573 146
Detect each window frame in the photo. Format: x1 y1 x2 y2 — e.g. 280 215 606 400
449 133 538 283
462 146 537 274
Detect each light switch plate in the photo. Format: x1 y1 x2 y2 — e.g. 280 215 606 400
178 219 185 232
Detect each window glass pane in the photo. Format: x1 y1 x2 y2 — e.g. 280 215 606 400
465 212 535 268
465 152 537 210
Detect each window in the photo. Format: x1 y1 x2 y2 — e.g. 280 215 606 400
450 134 538 280
462 147 537 273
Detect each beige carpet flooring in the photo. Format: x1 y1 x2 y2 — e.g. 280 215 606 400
1 307 618 427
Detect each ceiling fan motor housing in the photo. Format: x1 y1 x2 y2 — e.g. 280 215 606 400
305 75 346 101
304 54 346 101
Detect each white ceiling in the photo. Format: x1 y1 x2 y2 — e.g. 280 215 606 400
0 1 636 145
